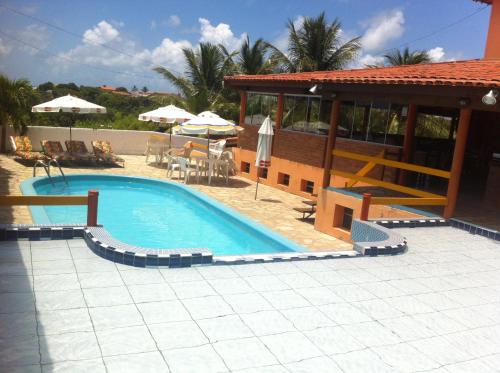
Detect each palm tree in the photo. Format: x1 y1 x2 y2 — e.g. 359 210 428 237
0 75 38 153
267 12 361 72
383 47 431 66
238 36 274 75
154 42 236 114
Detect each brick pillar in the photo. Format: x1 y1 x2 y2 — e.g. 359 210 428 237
443 107 472 218
239 91 247 126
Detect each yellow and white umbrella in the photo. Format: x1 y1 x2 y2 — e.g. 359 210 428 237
173 111 238 135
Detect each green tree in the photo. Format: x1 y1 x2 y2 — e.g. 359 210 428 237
383 47 431 66
238 36 274 75
131 85 138 92
38 81 54 92
154 42 236 114
267 12 361 72
115 86 129 93
0 75 39 152
141 86 149 93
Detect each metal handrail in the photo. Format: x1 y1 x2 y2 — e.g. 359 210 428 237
32 159 67 185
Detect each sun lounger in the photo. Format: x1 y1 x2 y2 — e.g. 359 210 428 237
41 140 78 162
294 199 317 219
65 140 97 163
293 206 316 219
91 140 125 167
10 136 48 162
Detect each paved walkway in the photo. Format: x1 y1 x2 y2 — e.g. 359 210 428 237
0 154 351 252
0 226 499 372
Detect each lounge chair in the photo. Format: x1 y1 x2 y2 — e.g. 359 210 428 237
10 136 48 162
41 140 78 162
144 134 169 164
293 200 317 219
64 140 97 163
91 140 125 167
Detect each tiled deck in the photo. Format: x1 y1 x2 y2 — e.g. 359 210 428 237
0 154 351 252
0 226 499 372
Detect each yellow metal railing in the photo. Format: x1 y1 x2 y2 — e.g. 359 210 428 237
330 149 449 217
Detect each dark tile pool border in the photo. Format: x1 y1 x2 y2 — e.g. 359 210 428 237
350 220 407 256
84 227 213 268
0 224 363 266
0 224 85 241
449 218 500 241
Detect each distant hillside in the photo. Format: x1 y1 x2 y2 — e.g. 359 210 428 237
32 82 184 131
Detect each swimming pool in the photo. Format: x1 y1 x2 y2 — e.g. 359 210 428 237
21 175 306 256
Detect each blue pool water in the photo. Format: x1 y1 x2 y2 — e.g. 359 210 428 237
22 175 305 255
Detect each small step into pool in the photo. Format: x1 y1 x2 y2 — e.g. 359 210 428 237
21 175 306 256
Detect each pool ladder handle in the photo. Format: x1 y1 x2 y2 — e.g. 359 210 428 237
33 159 68 185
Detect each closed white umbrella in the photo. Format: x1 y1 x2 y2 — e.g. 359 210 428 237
32 94 106 141
254 116 274 200
138 105 196 147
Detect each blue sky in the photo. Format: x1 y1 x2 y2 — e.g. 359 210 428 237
0 0 492 92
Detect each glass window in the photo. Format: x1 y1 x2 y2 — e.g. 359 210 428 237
351 102 371 141
342 207 353 230
282 95 332 136
416 114 453 139
366 101 390 144
245 93 278 126
338 100 406 146
338 101 355 138
386 104 407 146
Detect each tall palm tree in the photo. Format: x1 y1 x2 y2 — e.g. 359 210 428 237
267 12 361 72
0 75 38 153
238 36 274 75
383 47 431 66
154 42 236 114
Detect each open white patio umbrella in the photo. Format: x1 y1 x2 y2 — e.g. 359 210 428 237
32 94 106 141
138 105 196 147
254 116 274 200
174 111 240 155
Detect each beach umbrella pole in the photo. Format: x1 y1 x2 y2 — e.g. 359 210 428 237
207 129 210 157
254 168 260 200
169 124 172 149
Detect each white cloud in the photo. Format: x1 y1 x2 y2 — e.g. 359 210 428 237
0 37 12 56
18 24 50 55
167 15 181 27
428 46 445 62
361 9 405 52
151 38 192 71
83 21 120 45
272 15 304 52
358 53 385 67
198 18 246 51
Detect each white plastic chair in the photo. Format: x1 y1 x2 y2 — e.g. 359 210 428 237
177 157 199 183
214 151 233 184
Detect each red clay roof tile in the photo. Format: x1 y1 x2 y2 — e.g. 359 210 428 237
224 59 500 88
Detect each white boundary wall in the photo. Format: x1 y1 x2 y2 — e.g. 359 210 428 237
6 126 207 155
